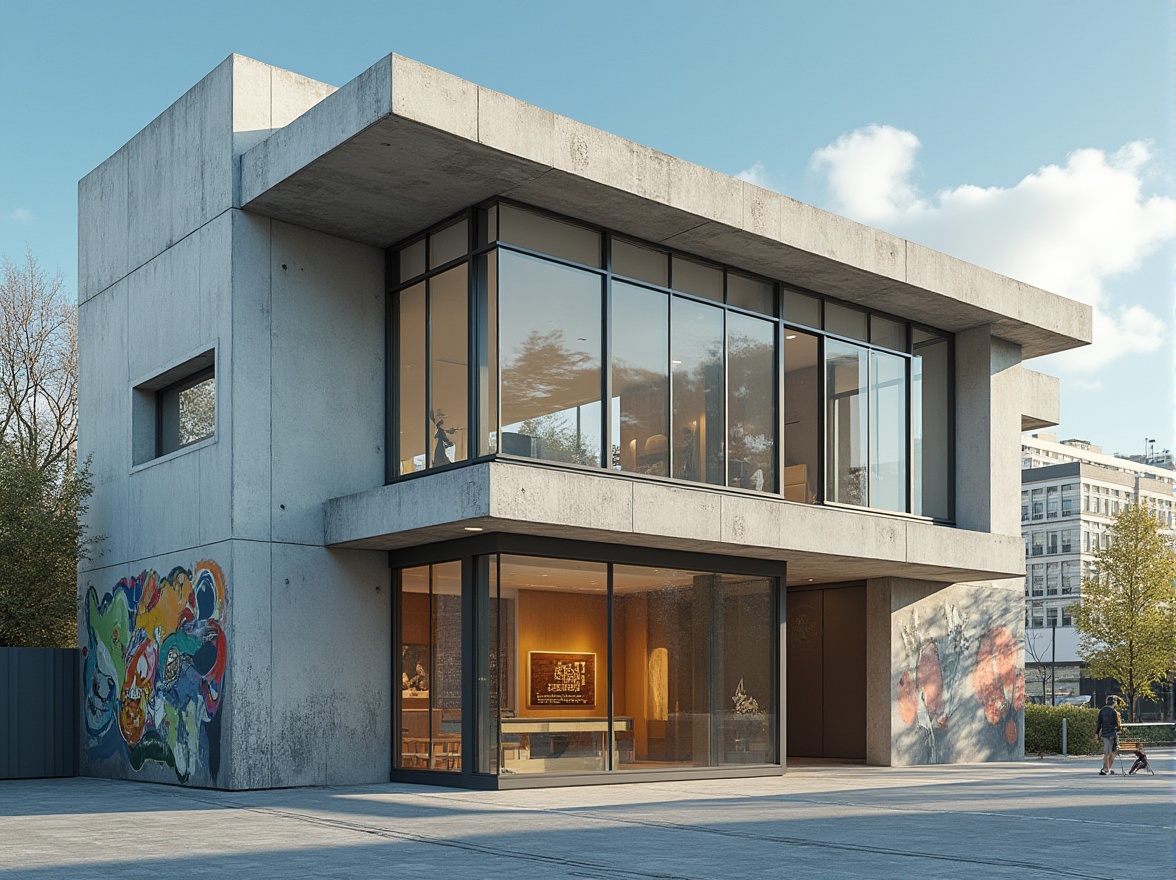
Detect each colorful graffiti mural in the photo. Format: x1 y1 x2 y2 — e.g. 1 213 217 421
895 602 1025 763
82 560 227 783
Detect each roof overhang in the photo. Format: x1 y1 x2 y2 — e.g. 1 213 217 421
240 54 1091 361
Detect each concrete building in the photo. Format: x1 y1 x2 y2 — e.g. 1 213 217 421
1020 434 1176 702
77 54 1091 790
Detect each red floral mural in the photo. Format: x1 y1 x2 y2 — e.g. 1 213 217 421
973 626 1026 745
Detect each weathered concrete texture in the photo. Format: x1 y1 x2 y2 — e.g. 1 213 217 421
1019 366 1061 431
79 212 234 571
240 54 1091 359
887 578 1026 766
78 54 333 304
3 761 1170 879
265 544 391 788
326 461 1025 586
955 327 1024 537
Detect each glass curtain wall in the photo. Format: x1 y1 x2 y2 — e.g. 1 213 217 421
485 555 776 775
391 201 954 519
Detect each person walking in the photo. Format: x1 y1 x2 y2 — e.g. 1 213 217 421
1095 695 1121 775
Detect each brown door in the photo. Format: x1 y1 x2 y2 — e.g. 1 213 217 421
786 584 866 760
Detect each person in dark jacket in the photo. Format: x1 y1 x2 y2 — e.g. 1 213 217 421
1095 695 1121 775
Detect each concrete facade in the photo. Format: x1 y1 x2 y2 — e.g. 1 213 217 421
78 54 1091 790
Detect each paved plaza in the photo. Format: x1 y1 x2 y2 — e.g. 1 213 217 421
1 755 1171 879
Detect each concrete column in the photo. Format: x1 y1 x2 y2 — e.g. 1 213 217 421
865 577 940 766
955 326 1023 536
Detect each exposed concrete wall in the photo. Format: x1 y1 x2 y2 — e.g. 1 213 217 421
77 57 383 790
78 55 333 305
1019 367 1061 431
223 213 389 788
955 326 1023 537
867 577 1025 766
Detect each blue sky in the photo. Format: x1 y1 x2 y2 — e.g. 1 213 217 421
2 1 1171 457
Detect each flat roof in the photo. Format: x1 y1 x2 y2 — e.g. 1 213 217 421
240 54 1091 359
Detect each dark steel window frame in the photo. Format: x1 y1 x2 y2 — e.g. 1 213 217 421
389 534 784 789
385 199 954 520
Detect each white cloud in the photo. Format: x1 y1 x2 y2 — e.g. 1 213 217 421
4 207 32 224
803 127 1175 372
736 161 771 189
810 124 923 223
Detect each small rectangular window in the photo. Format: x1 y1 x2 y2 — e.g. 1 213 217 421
782 288 820 328
158 367 215 456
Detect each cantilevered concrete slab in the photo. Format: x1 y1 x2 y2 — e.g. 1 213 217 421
324 461 1025 586
240 54 1091 360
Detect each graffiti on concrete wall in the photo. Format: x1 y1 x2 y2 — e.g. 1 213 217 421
895 601 1024 763
82 560 227 783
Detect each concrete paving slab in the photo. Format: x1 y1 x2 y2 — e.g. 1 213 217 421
0 756 1171 879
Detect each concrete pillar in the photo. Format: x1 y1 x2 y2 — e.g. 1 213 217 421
865 578 940 765
955 326 1022 536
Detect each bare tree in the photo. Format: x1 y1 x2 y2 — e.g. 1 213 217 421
0 251 77 472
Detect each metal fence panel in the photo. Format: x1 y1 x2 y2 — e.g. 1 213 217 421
0 648 79 779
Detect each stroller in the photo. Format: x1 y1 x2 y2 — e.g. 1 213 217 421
1118 743 1155 776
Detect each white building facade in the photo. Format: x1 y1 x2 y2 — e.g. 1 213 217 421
1021 434 1176 701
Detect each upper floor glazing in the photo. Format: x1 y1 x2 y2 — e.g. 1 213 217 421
388 202 955 521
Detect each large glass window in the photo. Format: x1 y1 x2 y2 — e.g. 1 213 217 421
826 341 868 506
611 282 669 476
391 202 955 519
672 298 725 485
397 283 427 475
783 330 819 503
869 350 907 512
499 251 603 466
398 562 463 772
727 312 775 491
462 552 778 777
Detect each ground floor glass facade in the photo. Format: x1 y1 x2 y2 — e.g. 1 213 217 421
394 542 780 783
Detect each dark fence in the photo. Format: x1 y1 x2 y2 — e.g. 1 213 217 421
0 648 78 778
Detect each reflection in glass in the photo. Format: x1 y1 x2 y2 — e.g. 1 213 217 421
913 329 951 519
397 563 462 772
476 252 498 456
672 298 725 485
783 331 819 503
496 556 608 774
397 283 426 474
870 350 907 512
499 251 603 466
498 204 601 267
429 267 468 467
613 566 711 768
727 312 775 491
717 574 775 765
612 239 668 287
611 282 669 475
672 255 723 302
826 340 867 505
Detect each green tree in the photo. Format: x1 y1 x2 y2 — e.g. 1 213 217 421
0 442 92 647
1073 503 1176 721
0 250 91 647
